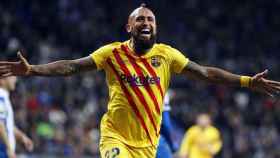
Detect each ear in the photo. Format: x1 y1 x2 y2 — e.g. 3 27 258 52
126 24 132 33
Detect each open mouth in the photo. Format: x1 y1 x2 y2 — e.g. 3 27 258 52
140 28 151 35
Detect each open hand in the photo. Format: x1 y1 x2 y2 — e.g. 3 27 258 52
0 51 31 78
251 70 280 97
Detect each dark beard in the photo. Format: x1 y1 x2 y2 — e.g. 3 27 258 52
131 33 156 54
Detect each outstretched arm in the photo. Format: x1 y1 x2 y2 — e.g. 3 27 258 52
182 61 241 85
182 60 280 97
0 52 97 77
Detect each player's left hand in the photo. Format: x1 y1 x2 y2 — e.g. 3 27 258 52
0 51 31 78
22 135 34 152
250 70 280 97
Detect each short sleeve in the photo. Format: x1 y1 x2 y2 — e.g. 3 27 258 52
0 98 7 120
90 42 120 70
168 46 189 74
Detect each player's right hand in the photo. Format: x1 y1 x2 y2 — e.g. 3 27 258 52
22 135 34 152
0 51 31 78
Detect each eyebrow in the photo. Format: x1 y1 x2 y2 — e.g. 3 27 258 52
135 15 155 19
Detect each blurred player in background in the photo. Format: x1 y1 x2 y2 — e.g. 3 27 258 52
178 113 222 158
0 3 280 158
156 90 178 158
0 77 34 158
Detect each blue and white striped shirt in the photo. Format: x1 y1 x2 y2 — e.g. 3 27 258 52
0 88 15 152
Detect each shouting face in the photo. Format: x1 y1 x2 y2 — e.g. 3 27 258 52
126 5 157 53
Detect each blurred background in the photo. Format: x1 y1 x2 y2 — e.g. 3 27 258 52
1 0 280 158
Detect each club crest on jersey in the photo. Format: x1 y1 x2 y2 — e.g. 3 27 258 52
151 56 161 67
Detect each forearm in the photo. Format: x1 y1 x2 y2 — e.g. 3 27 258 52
204 66 241 86
29 60 80 76
0 53 96 77
14 126 34 152
14 127 25 142
183 61 245 86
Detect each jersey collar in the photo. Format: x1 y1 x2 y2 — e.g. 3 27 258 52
124 40 156 58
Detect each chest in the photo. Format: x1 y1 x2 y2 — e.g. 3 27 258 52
118 55 168 76
194 130 215 143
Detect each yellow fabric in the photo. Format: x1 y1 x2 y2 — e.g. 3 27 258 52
100 137 156 158
90 41 189 147
240 76 251 87
179 125 222 158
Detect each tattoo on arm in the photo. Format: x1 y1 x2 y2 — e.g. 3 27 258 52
30 56 96 76
182 60 241 86
182 61 208 80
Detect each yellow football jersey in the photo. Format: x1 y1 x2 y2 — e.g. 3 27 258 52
90 40 189 147
179 125 222 158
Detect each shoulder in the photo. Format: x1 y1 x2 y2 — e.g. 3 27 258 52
154 43 187 59
96 41 122 52
208 126 220 135
187 125 199 133
90 42 123 70
104 41 122 48
90 41 122 57
155 43 177 52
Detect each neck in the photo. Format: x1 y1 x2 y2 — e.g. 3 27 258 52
199 125 208 130
129 38 152 55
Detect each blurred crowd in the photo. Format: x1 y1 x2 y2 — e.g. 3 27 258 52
0 0 280 158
